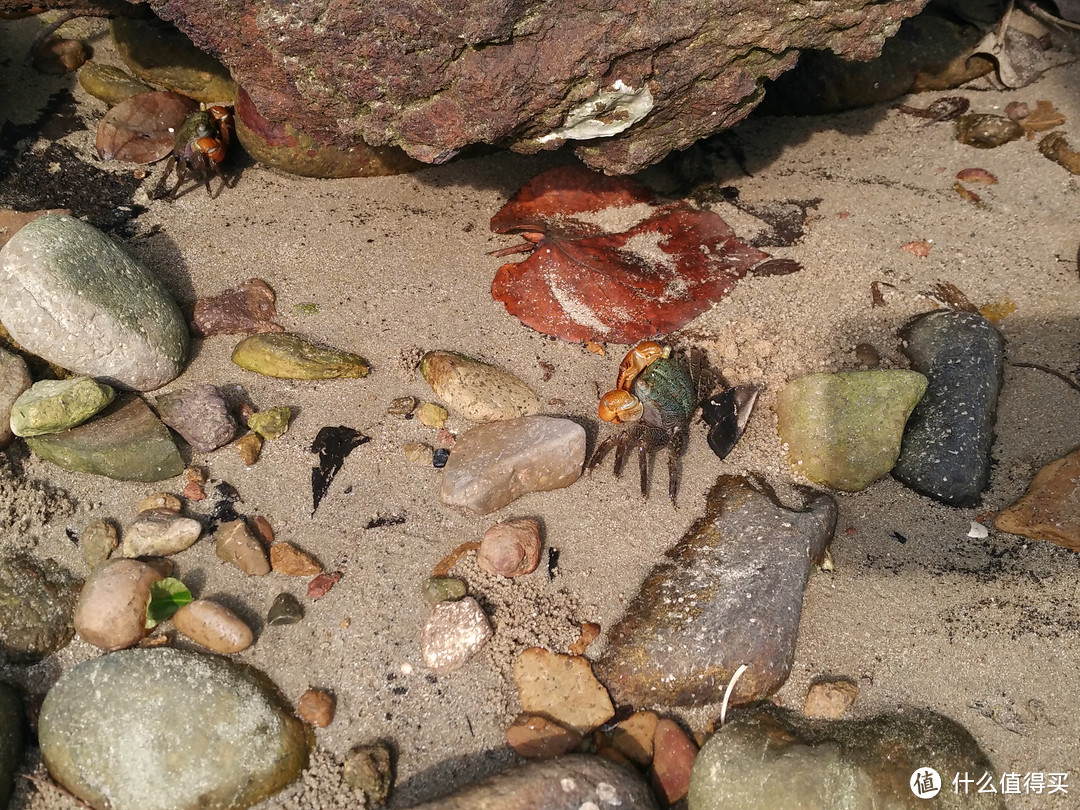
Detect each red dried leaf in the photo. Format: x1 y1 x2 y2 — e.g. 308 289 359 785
96 91 196 164
307 571 342 600
490 165 774 343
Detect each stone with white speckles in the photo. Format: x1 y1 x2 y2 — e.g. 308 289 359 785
0 214 189 391
37 647 310 810
594 475 836 708
420 596 492 675
405 754 658 809
892 309 1005 506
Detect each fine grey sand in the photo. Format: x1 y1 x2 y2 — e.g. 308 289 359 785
2 15 1080 810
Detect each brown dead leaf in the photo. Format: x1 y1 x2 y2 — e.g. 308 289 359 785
1021 100 1066 135
96 91 196 164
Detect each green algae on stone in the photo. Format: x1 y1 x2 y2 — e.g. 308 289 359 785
10 377 116 437
248 406 292 439
0 214 189 391
232 333 369 379
689 702 1004 810
423 576 467 605
38 647 310 810
78 62 155 106
111 16 236 103
420 350 540 423
26 396 183 482
774 370 927 491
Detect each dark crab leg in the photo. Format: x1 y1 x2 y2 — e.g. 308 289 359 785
637 436 650 498
666 428 688 506
587 433 623 473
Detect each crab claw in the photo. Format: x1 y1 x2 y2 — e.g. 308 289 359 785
599 389 644 423
615 341 672 391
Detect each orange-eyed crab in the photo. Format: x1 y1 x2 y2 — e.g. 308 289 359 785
153 105 233 199
588 341 697 505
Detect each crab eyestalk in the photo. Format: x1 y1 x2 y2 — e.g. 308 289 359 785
599 389 644 423
615 341 671 391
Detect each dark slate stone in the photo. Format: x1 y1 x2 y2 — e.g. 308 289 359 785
0 682 23 807
594 475 836 708
689 702 1005 810
892 310 1005 506
0 553 81 663
407 754 658 810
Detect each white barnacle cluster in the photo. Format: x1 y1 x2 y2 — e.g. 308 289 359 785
535 80 654 144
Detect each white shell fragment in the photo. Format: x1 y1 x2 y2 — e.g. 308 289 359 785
536 80 654 143
967 521 989 539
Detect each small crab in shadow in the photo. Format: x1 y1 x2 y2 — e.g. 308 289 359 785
153 105 234 199
588 341 701 505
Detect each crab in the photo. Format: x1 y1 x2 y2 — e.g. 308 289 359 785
588 340 697 505
153 105 233 199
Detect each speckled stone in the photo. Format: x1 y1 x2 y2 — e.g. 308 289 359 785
0 214 189 391
155 385 237 452
892 310 1005 506
420 596 492 674
0 553 81 663
420 350 541 423
407 754 658 809
39 647 310 810
688 703 1004 810
440 416 586 514
595 475 837 707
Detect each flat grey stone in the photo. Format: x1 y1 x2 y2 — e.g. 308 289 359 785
439 415 586 514
0 348 31 449
689 703 1005 809
39 647 310 810
595 476 836 708
0 214 189 391
893 310 1006 506
407 754 658 809
26 395 183 482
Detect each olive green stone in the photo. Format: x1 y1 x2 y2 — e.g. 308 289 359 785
26 396 183 482
774 370 927 491
420 350 540 423
111 16 236 103
232 333 369 379
247 406 292 439
10 376 116 437
423 576 467 605
77 62 155 105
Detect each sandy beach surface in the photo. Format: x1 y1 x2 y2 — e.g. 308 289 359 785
2 14 1080 810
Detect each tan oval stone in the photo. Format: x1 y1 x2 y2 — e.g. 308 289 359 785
215 519 270 575
269 543 322 576
478 517 541 577
74 558 164 650
611 710 659 766
122 508 202 557
296 688 335 728
136 492 182 513
513 647 613 735
172 599 253 653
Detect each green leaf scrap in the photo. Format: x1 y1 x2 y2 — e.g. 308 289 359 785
146 577 193 628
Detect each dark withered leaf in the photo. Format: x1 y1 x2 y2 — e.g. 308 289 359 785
702 385 761 460
311 426 370 515
95 91 196 164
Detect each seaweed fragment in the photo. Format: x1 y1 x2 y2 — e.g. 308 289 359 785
702 385 761 460
311 426 370 515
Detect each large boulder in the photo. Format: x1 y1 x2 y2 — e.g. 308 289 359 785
90 0 930 174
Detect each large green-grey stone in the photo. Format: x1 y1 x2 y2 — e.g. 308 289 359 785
231 333 369 379
0 214 189 391
10 376 116 437
0 682 23 807
26 396 183 482
0 553 82 663
689 703 1004 810
39 647 311 810
594 476 836 707
0 347 30 449
774 370 927 491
